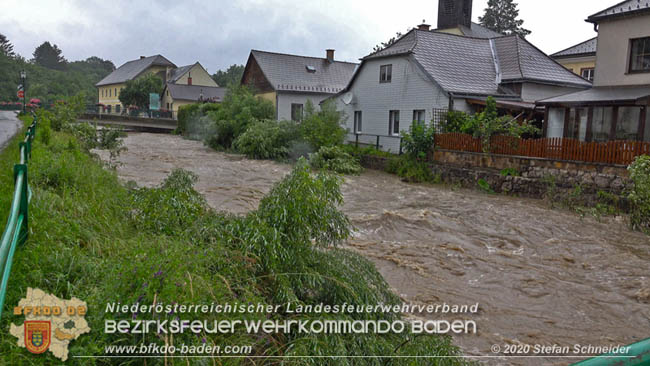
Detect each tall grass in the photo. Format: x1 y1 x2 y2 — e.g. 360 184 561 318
0 117 468 365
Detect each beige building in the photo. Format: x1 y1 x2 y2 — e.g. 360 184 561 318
161 62 224 116
540 0 650 143
551 38 597 81
96 55 176 114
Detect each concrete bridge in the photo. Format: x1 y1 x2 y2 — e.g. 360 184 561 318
78 113 177 133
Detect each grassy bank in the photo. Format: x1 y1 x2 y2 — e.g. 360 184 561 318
0 117 467 365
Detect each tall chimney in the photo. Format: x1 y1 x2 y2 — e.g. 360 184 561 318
437 0 472 29
326 49 335 62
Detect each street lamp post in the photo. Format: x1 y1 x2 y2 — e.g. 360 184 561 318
19 70 26 114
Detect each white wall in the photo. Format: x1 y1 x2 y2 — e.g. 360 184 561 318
277 92 331 121
594 14 650 86
334 55 449 152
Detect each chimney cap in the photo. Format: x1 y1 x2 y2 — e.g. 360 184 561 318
417 22 431 31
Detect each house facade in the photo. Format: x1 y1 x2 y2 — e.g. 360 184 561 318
330 0 591 152
96 55 176 114
161 62 224 116
540 0 650 143
551 37 597 81
241 49 357 121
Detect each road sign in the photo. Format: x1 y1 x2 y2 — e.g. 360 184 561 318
17 84 23 91
17 90 24 98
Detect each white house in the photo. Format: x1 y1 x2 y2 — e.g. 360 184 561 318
241 49 358 121
330 0 591 152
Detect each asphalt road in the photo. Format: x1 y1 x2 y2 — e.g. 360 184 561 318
0 111 21 152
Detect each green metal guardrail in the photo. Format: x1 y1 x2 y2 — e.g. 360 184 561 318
0 113 37 319
570 338 650 366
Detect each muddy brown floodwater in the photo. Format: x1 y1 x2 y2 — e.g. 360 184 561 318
98 132 650 365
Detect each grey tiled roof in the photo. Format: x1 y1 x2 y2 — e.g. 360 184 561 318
96 55 176 86
588 0 650 22
539 85 650 104
551 38 598 58
168 64 194 84
251 50 358 94
167 84 226 102
458 23 504 39
363 30 591 97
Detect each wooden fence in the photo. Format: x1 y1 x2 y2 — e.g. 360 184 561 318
434 133 650 166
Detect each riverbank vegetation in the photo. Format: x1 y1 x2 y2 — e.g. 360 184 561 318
178 86 361 174
0 108 467 364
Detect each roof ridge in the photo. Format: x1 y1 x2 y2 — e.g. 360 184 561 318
515 35 592 86
251 49 358 65
551 37 598 56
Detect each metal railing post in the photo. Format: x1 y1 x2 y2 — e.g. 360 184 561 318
376 135 380 150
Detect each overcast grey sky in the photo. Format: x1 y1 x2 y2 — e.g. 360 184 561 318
0 0 614 73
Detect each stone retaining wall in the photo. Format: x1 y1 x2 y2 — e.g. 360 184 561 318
359 151 631 206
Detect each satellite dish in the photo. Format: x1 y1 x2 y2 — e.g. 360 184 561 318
342 92 354 105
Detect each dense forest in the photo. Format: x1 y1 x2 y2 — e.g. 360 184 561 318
0 34 115 106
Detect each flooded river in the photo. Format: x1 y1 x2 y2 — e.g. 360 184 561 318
98 132 650 365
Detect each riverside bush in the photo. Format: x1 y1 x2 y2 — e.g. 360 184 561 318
628 155 650 233
232 119 300 160
400 121 435 160
300 100 347 150
205 85 275 149
309 145 362 175
386 155 433 183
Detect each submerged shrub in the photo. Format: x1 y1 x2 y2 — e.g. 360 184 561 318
309 145 362 175
628 155 650 233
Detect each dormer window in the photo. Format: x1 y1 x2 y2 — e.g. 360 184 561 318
306 65 316 73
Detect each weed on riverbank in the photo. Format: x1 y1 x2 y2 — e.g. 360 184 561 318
0 118 468 365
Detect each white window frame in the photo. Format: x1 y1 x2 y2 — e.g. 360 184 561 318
389 110 400 136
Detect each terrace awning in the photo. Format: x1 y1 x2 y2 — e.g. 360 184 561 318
467 98 541 112
538 85 650 106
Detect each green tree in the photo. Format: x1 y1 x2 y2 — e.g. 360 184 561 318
479 0 531 37
0 33 15 58
118 73 163 110
211 64 244 86
32 41 67 70
300 100 347 150
206 85 275 149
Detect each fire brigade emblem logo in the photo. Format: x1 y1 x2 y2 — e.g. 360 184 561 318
24 320 51 354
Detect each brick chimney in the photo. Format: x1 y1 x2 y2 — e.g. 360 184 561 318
418 22 431 31
140 56 145 59
326 49 335 62
437 0 472 29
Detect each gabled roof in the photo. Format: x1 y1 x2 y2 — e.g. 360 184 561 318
551 37 598 58
248 50 358 94
361 30 591 97
587 0 650 23
166 84 226 102
168 64 194 84
96 55 176 86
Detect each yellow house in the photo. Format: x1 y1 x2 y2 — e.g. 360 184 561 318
96 55 176 114
161 62 224 116
551 38 597 82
